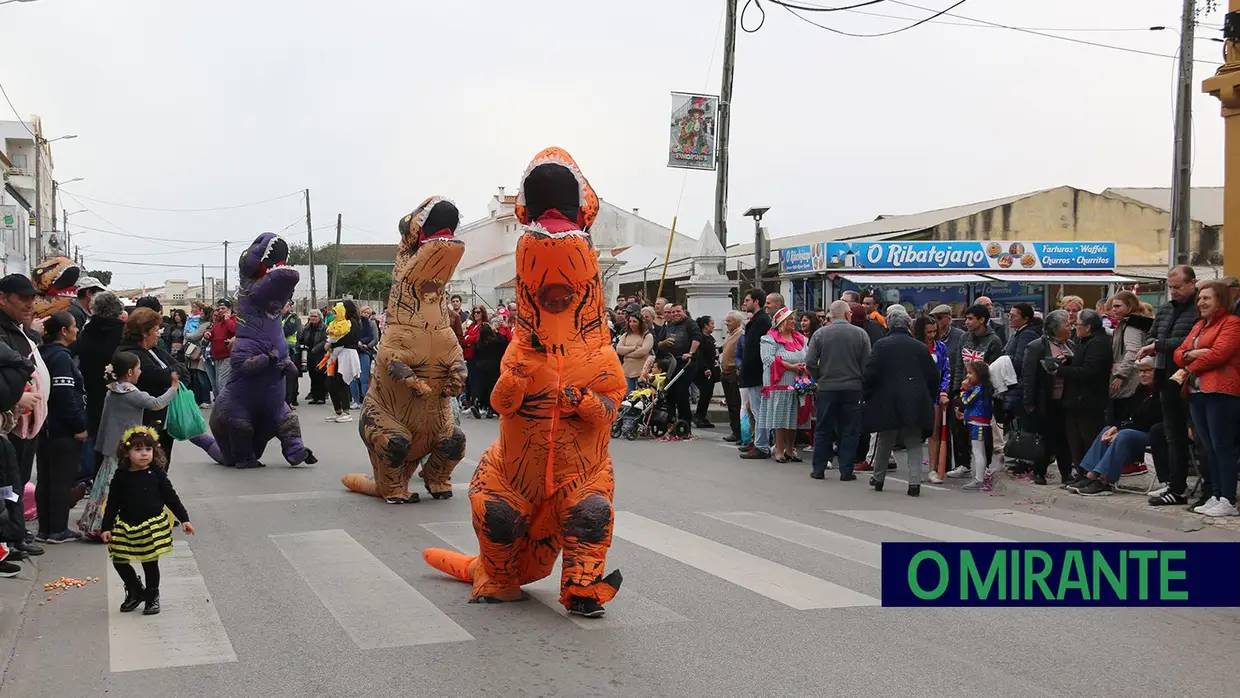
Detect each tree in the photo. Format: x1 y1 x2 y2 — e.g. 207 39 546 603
87 269 113 286
287 242 338 267
338 265 391 301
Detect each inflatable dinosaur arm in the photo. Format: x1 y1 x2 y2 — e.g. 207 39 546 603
386 358 434 396
562 365 626 425
490 351 539 415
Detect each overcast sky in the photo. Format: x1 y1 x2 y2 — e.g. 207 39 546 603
2 0 1227 287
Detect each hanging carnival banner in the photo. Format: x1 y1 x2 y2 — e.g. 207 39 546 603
667 91 718 171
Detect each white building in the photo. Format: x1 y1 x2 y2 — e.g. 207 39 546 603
451 188 702 308
0 116 59 272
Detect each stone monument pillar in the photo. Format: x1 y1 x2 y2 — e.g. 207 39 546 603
596 248 627 308
679 222 734 344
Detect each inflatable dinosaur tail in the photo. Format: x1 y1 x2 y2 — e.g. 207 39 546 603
422 548 477 583
341 473 379 496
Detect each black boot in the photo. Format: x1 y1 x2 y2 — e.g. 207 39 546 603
869 476 883 492
120 583 144 613
143 588 161 615
907 484 921 497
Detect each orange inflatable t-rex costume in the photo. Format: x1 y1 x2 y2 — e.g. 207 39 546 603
343 196 467 503
423 148 627 618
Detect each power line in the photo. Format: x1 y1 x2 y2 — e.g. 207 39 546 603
0 78 36 138
86 258 230 269
58 189 303 212
887 0 1224 64
78 242 222 257
778 0 971 37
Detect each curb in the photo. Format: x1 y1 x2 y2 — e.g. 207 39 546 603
0 557 40 688
989 472 1221 534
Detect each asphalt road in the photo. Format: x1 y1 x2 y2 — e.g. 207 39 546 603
1 397 1238 697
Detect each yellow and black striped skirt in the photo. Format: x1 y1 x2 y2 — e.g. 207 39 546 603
108 511 174 563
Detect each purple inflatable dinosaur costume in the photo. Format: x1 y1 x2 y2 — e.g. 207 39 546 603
208 232 317 469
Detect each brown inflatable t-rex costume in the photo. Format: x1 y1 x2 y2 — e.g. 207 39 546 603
342 196 467 504
423 147 627 618
32 257 81 320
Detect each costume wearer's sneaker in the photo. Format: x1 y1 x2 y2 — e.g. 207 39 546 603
1193 497 1221 514
568 597 605 618
1204 499 1240 517
1149 489 1187 506
1077 479 1114 496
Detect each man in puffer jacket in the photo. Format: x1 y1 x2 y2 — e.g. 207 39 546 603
0 342 36 575
1140 265 1203 508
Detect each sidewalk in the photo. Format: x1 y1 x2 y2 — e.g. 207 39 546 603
0 553 38 684
989 465 1240 536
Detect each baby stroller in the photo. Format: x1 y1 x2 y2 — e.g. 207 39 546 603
611 356 692 440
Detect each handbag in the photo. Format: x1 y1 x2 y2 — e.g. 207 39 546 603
1003 418 1045 465
166 384 208 440
184 342 202 361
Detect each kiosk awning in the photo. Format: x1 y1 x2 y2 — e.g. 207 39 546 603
837 273 993 285
983 272 1137 284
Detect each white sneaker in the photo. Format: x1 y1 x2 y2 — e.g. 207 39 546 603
1193 497 1221 514
350 402 362 410
335 414 353 423
947 466 971 479
326 414 340 422
1205 499 1240 517
927 472 944 484
1148 483 1170 498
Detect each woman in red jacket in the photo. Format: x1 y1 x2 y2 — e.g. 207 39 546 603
1175 280 1240 517
461 306 487 416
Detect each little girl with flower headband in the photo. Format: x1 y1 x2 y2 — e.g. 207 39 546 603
101 425 193 615
78 351 179 540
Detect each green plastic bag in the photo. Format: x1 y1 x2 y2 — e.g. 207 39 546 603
166 384 208 440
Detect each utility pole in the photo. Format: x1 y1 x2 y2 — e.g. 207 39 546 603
222 241 229 300
305 188 316 308
330 213 342 299
33 135 42 264
713 0 738 275
201 264 206 302
1205 0 1240 278
1170 0 1197 267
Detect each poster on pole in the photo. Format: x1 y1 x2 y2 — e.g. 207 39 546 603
668 91 718 171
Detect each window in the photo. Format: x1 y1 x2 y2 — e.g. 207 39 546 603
10 154 27 170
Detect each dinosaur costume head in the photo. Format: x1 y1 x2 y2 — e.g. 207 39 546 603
238 232 298 318
389 196 464 328
31 256 81 320
512 147 607 356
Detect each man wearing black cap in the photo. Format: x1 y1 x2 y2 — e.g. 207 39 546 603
0 274 46 557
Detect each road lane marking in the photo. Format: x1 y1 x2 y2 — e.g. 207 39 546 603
421 521 685 629
108 545 237 673
830 510 1012 543
701 511 881 569
882 476 947 492
613 512 878 610
965 509 1158 542
270 529 472 649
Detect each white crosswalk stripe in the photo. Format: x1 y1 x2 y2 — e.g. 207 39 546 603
270 529 473 649
421 521 686 629
964 509 1159 542
613 512 880 610
701 511 881 569
104 506 1167 671
108 545 237 673
830 509 1014 542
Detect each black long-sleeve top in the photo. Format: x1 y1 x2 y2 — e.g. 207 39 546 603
39 342 87 438
101 467 190 530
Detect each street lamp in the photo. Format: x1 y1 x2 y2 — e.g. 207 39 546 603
51 176 83 233
743 206 770 284
33 133 78 263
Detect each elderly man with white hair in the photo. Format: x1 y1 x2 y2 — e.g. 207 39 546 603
805 300 871 481
719 309 746 443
